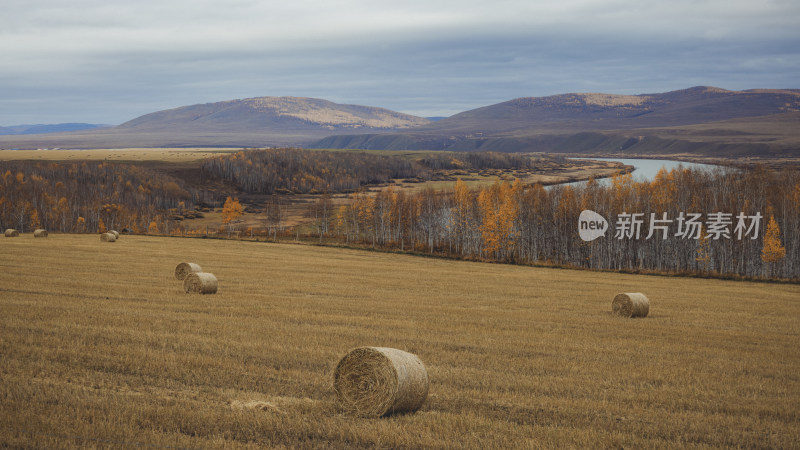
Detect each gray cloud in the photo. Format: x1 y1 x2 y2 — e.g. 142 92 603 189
1 0 799 124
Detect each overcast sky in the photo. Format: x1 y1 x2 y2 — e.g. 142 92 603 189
2 0 799 125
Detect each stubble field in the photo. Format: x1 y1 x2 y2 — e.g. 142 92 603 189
1 234 798 448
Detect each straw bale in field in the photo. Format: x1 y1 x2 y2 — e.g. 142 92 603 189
612 292 650 318
184 272 218 294
4 229 19 237
100 232 116 242
33 229 48 238
174 262 203 280
333 347 428 417
108 230 120 239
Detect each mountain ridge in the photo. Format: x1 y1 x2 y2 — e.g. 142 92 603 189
0 123 109 135
118 96 430 131
1 87 798 156
313 86 800 156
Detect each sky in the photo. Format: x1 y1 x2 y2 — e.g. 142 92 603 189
2 0 799 125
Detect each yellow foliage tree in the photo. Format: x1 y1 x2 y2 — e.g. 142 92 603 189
650 167 677 212
761 215 786 264
222 196 244 225
148 221 159 234
478 180 519 261
75 216 86 233
29 209 41 229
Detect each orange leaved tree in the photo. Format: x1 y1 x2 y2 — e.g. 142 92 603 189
222 196 244 236
761 214 786 277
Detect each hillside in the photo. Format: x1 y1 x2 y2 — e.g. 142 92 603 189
430 87 800 133
314 87 800 156
117 97 430 132
2 88 798 155
0 97 430 149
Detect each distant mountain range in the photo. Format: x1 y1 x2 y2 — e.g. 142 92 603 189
0 123 109 135
314 87 800 156
1 87 798 156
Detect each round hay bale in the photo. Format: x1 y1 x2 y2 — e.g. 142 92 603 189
33 229 48 238
612 292 650 318
184 272 218 294
174 262 203 280
108 230 120 239
333 347 428 417
100 232 116 242
4 229 19 237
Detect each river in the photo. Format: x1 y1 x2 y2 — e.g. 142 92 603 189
563 157 720 187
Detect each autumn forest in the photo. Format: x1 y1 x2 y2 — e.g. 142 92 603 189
1 148 797 279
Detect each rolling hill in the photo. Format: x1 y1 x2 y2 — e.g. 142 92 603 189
0 97 430 149
313 87 800 156
1 87 798 156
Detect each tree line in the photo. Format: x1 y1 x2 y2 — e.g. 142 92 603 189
311 166 799 279
200 148 548 195
0 161 195 234
3 152 796 279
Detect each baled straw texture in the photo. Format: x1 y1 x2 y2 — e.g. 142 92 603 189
175 262 203 280
100 232 116 242
4 229 19 237
334 347 429 417
108 230 120 239
184 272 218 294
33 229 48 238
612 292 650 318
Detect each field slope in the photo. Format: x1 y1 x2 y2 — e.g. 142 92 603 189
1 235 798 447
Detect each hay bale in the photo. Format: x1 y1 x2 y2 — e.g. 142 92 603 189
4 229 19 237
100 232 116 242
108 230 120 239
333 347 428 417
174 262 203 280
184 272 218 294
33 229 48 238
612 292 650 318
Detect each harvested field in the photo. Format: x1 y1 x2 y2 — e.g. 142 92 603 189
0 235 798 447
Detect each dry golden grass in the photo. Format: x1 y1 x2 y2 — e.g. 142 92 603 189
0 148 242 162
1 234 798 448
577 93 651 107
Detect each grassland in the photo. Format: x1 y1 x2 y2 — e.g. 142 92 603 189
0 148 243 163
1 234 798 448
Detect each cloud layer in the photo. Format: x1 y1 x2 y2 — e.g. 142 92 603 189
2 0 799 124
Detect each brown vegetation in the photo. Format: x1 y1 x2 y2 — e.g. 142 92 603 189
0 160 194 234
320 166 800 279
2 149 797 279
0 235 798 447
